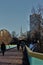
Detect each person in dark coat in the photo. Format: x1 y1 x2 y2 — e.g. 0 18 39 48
1 42 6 56
17 43 20 51
21 41 25 51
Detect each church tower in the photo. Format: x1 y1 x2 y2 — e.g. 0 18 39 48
20 25 23 36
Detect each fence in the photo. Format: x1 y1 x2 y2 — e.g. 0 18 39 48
26 46 43 65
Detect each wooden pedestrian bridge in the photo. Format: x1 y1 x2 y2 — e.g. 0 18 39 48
0 45 43 65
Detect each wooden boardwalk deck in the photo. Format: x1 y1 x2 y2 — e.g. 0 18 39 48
0 47 23 65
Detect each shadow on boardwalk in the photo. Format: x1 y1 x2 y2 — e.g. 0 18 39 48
0 62 22 65
0 47 30 65
22 47 30 65
0 47 23 65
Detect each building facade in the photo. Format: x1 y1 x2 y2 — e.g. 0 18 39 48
40 19 43 36
30 14 42 31
30 14 42 38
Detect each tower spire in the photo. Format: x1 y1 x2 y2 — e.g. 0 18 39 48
20 25 22 36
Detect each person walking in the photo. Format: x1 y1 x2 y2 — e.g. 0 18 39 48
21 41 25 51
1 42 6 56
17 43 20 51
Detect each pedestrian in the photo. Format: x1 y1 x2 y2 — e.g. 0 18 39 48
21 41 25 51
1 42 6 56
17 43 20 51
29 40 39 52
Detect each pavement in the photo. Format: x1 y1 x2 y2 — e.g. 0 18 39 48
0 47 23 65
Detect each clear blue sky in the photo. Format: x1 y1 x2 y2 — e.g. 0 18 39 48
0 0 43 34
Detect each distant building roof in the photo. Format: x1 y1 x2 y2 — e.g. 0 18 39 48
18 35 26 40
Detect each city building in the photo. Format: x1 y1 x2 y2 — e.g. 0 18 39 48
40 19 43 38
29 13 43 52
30 14 42 31
30 14 42 38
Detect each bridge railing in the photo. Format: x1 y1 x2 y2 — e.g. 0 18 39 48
26 46 43 65
0 45 17 52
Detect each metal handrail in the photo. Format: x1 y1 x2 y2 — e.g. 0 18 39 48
26 45 43 60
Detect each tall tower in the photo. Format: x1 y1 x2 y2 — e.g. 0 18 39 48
20 25 23 36
30 14 41 31
27 15 30 31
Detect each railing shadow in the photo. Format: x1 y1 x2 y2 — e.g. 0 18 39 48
22 46 30 65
